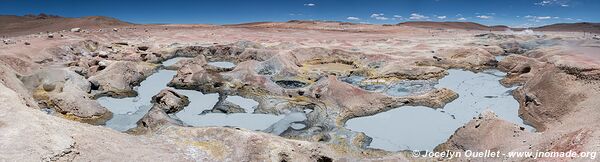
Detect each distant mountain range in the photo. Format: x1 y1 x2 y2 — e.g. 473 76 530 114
0 14 131 37
396 21 600 33
1 14 598 37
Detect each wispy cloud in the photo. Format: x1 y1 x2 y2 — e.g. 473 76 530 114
537 16 552 20
303 3 315 7
457 17 467 21
347 17 360 20
370 13 384 18
522 15 566 23
375 16 389 20
534 0 570 7
535 0 552 6
437 16 447 19
409 13 429 20
524 15 555 21
370 13 389 20
392 15 404 20
564 17 575 21
476 15 492 19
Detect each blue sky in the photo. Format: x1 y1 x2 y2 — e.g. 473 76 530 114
1 0 598 27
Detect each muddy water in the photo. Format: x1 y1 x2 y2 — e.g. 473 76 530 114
225 96 259 112
172 90 284 131
162 57 191 66
98 70 177 131
99 58 306 133
495 55 506 61
174 90 306 132
345 69 533 151
208 61 236 68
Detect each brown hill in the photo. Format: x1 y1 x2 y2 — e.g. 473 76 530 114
534 22 600 33
396 21 493 30
397 21 600 33
0 14 132 37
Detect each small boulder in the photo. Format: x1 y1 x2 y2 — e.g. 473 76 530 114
98 60 109 67
98 51 110 58
151 89 190 113
202 100 246 114
88 61 158 98
129 89 189 134
70 28 81 32
2 39 15 45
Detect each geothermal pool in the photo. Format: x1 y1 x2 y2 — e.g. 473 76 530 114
98 58 531 152
208 61 236 68
345 69 533 151
98 58 307 132
97 69 177 131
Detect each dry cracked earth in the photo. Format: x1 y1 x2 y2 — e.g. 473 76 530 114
1 20 600 161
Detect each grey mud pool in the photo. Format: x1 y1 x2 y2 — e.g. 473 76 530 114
345 69 534 151
98 58 306 133
98 58 531 152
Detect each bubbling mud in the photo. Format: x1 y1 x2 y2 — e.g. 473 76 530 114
98 70 178 131
98 58 307 133
339 75 437 96
346 69 534 151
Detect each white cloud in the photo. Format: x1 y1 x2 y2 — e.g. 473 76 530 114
476 15 492 19
534 0 569 7
409 13 429 20
304 3 315 7
535 0 552 6
370 13 384 18
375 16 389 20
537 16 551 20
370 13 388 20
457 17 467 21
437 16 447 19
392 15 403 20
524 15 555 21
347 17 360 20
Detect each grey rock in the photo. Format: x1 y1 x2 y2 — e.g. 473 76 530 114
88 61 157 98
